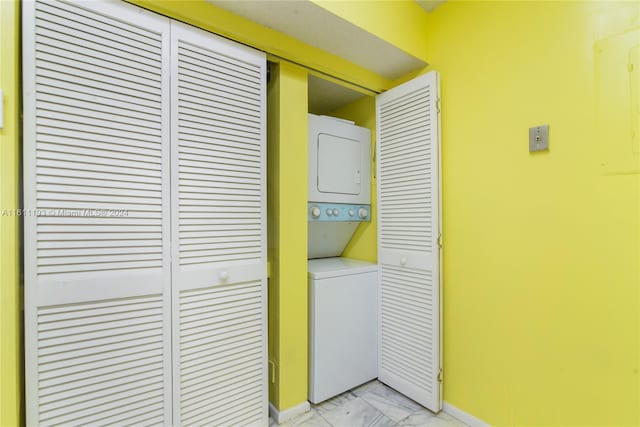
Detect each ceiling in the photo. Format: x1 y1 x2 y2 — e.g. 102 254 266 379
207 0 427 80
307 74 367 115
210 0 445 114
416 0 446 13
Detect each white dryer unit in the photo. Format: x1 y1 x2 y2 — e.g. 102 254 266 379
308 114 371 205
307 114 372 258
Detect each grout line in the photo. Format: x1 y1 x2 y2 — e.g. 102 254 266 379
314 408 333 427
311 380 472 427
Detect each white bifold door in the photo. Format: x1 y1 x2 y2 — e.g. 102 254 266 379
376 72 442 412
23 1 267 425
170 22 267 426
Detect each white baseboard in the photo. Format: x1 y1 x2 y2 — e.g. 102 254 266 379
443 401 492 427
269 400 311 425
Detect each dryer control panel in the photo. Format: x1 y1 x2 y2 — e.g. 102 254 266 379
308 202 371 222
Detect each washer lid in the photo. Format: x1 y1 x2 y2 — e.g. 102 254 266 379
308 257 378 279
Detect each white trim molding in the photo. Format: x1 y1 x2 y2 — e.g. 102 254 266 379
269 401 311 425
444 401 492 427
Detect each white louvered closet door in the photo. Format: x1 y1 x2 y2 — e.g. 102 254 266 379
376 71 442 412
170 22 268 426
23 0 172 425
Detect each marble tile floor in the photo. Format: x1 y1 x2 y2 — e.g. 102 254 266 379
269 380 468 427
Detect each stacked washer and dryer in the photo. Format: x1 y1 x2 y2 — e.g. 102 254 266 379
307 114 378 404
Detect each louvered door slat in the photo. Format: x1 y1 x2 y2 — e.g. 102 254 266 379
178 282 265 426
35 44 161 87
37 86 160 116
171 21 267 426
376 72 441 412
36 0 161 45
37 76 162 108
179 128 262 149
179 44 261 80
36 126 162 153
34 296 166 426
24 1 172 425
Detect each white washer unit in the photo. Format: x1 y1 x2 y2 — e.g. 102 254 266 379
308 258 378 404
307 114 377 403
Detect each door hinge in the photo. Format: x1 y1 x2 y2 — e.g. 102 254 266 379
437 368 443 383
437 233 443 249
436 98 441 114
268 359 276 383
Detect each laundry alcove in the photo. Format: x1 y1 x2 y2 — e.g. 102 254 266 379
22 0 440 424
306 72 442 412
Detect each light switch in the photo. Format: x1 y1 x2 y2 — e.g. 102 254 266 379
0 90 4 130
529 124 549 152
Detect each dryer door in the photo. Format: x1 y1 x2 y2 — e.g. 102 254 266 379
317 133 361 195
308 114 371 205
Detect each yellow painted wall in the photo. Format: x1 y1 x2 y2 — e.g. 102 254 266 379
12 0 639 424
424 1 640 425
0 0 22 426
266 61 309 410
330 96 378 263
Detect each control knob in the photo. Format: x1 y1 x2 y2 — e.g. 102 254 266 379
358 207 368 218
311 206 321 218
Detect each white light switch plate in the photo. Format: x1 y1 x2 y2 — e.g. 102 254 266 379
0 90 4 129
529 124 549 152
